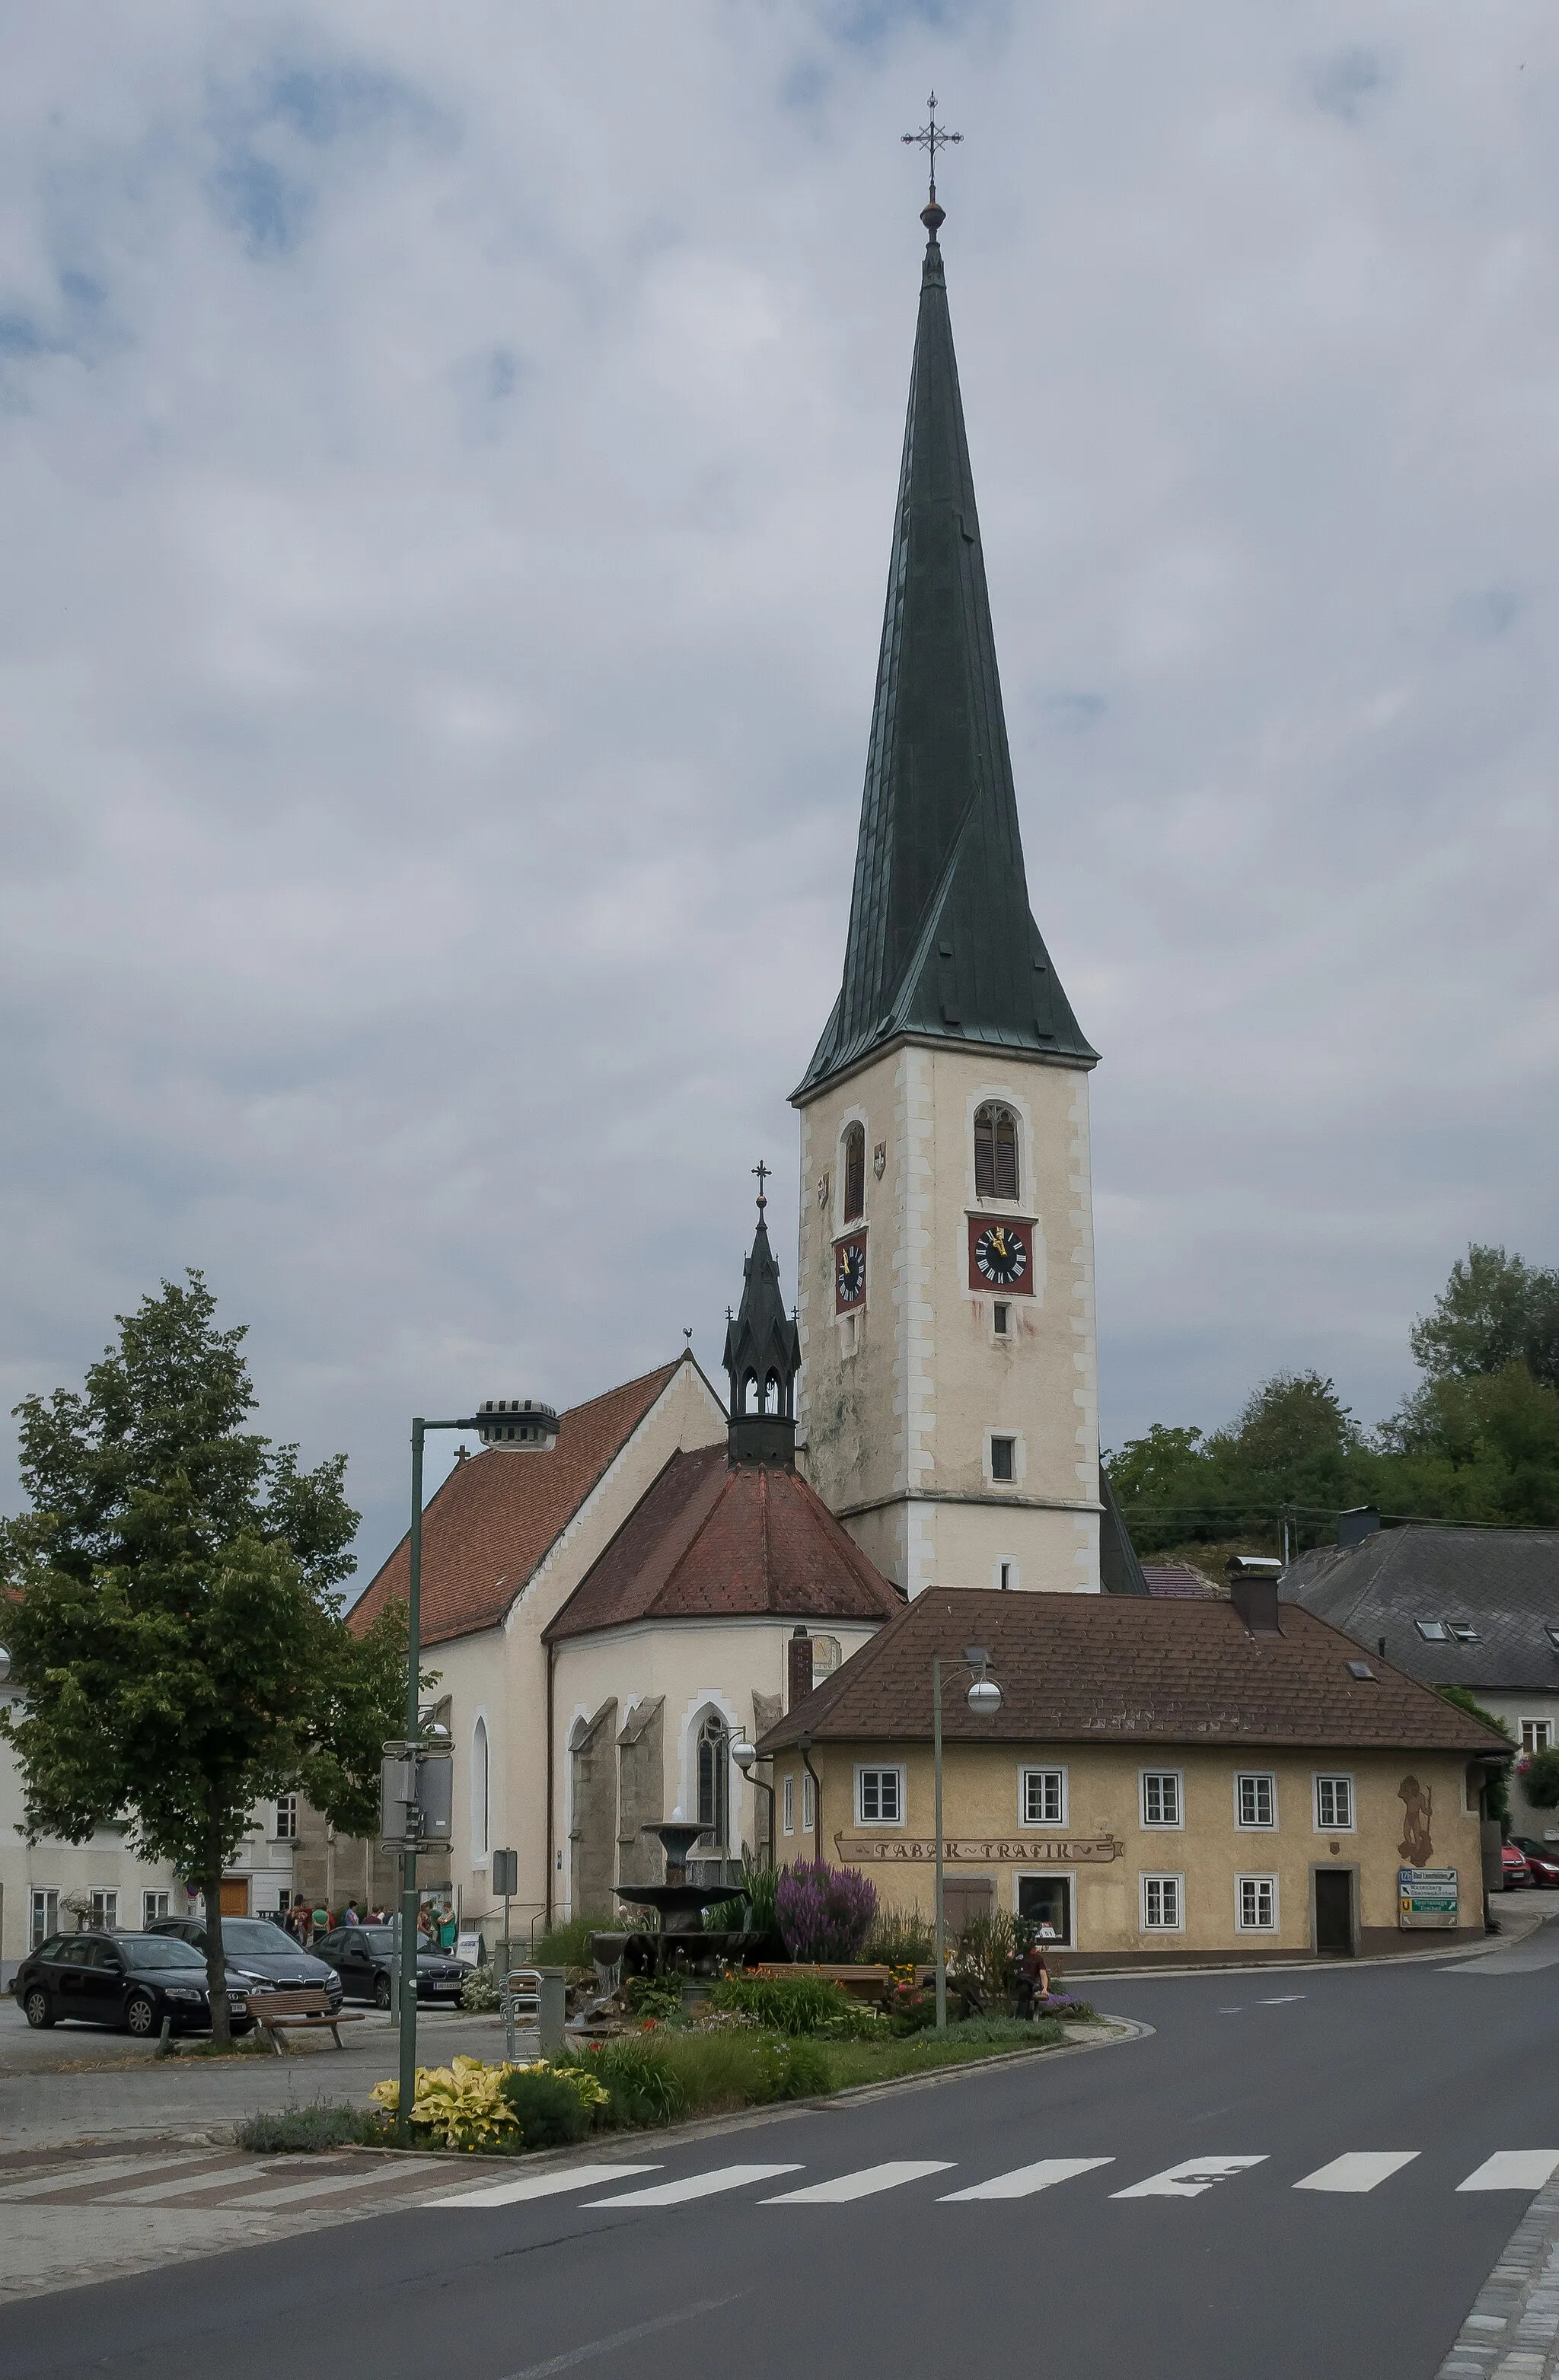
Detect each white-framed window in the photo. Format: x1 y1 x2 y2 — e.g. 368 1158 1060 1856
1521 1720 1553 1757
989 1434 1016 1483
1315 1774 1355 1831
856 1766 904 1824
1140 1874 1183 1932
782 1773 795 1835
30 1888 59 1948
1237 1875 1279 1931
1235 1773 1276 1829
1021 1768 1066 1827
142 1891 170 1927
993 1301 1011 1338
89 1889 118 1932
274 1794 298 1840
802 1771 816 1834
1140 1771 1183 1829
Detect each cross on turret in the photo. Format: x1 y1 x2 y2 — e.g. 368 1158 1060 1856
902 89 961 214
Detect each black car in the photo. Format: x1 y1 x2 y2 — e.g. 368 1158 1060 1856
12 1931 255 2037
148 1916 345 2008
316 1926 467 2009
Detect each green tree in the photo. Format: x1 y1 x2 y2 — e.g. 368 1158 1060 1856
1410 1244 1559 1391
0 1273 403 2042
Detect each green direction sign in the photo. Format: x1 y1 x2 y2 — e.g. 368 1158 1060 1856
1399 1865 1459 1928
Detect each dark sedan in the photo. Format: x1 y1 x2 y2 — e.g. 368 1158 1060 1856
11 1932 254 2037
316 1926 467 2009
148 1916 344 2007
1512 1837 1559 1888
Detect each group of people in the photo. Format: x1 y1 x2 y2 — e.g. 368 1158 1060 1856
278 1897 459 1948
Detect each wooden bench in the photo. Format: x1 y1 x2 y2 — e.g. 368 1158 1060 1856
244 1988 365 2054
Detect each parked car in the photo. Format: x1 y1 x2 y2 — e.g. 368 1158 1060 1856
314 1925 467 2009
1502 1842 1532 1890
148 1916 345 2008
1510 1838 1559 1888
11 1931 254 2037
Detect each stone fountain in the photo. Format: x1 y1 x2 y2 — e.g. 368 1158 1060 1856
591 1818 762 1981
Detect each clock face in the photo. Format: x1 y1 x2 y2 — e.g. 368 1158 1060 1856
972 1221 1029 1289
834 1235 866 1311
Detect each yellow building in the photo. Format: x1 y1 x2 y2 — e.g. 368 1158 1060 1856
757 1575 1508 1967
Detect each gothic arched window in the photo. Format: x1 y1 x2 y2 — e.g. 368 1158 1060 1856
471 1716 489 1859
696 1713 728 1848
974 1101 1020 1201
842 1123 866 1223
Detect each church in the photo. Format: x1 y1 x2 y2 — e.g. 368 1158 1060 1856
347 183 1146 1945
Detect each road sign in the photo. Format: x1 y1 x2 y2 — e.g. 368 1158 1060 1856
1399 1865 1459 1927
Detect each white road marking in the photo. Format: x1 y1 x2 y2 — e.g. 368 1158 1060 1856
583 2165 802 2207
434 2165 662 2208
1458 2152 1559 2193
100 2159 311 2204
1258 1995 1306 2006
0 2152 226 2200
494 2296 743 2378
762 2162 954 2204
225 2164 454 2210
1294 2152 1419 2193
939 2158 1114 2202
1218 2007 1243 2015
1112 2155 1268 2200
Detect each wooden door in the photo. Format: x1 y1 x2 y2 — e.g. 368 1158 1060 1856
942 1876 995 1942
219 1877 249 1916
1315 1869 1353 1955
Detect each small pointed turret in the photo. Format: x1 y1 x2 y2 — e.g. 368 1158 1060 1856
794 200 1095 1101
722 1168 802 1468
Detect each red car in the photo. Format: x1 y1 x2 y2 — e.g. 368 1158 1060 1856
1512 1838 1559 1888
1502 1842 1532 1889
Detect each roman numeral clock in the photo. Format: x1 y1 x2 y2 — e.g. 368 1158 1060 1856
968 1215 1034 1293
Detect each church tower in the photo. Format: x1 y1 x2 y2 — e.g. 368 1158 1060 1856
792 178 1103 1600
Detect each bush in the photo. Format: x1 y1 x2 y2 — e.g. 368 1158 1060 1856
496 2066 591 2150
775 1861 877 1962
952 1910 1017 2010
530 1913 614 1969
865 1904 936 1965
623 1977 682 2022
578 2037 688 2129
703 1858 780 1938
1519 1748 1559 1809
459 1964 500 2013
709 1972 853 2034
236 2103 392 2154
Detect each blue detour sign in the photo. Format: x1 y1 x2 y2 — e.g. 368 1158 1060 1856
1399 1866 1459 1927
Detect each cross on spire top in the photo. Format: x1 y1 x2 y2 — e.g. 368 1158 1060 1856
902 90 961 220
752 1158 770 1212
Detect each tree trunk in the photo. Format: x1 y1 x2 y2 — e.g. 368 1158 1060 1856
204 1812 231 2047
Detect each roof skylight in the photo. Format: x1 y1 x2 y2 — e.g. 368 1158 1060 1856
1415 1620 1449 1642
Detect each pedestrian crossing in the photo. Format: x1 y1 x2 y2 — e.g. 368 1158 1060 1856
1 2142 1554 2223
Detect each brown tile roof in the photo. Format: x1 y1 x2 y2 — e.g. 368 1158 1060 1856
544 1446 904 1642
1142 1560 1220 1600
349 1361 687 1648
755 1588 1511 1757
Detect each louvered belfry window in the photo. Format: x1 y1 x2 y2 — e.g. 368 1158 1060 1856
842 1123 866 1222
974 1102 1019 1200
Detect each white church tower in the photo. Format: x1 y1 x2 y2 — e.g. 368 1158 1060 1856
792 182 1123 1603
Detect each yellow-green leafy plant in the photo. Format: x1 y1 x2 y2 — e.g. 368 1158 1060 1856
371 2054 519 2151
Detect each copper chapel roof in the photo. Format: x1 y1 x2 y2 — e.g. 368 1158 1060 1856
543 1442 904 1644
348 1359 688 1648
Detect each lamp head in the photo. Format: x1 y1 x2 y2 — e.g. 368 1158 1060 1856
731 1738 757 1774
966 1675 1003 1716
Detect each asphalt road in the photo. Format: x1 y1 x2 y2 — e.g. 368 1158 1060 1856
9 1932 1559 2380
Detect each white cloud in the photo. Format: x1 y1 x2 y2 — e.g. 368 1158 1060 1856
2 2 1556 1576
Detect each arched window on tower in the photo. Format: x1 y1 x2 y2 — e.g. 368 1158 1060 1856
842 1122 866 1222
974 1102 1020 1201
696 1712 729 1850
471 1716 489 1859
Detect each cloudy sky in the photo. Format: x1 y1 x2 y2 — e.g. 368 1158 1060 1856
2 1 1556 1586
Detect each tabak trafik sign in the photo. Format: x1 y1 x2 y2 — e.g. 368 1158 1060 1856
835 1834 1121 1865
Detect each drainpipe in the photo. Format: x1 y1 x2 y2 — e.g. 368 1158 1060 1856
797 1732 823 1871
544 1639 556 1932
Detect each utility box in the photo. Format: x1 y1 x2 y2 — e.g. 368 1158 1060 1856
537 1969 566 2057
492 1847 518 1897
416 1751 454 1843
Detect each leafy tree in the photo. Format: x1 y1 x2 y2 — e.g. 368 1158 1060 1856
1434 1687 1513 1828
0 1273 403 2042
1411 1244 1559 1391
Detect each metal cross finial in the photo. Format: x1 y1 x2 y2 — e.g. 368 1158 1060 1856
902 90 961 206
752 1158 770 1211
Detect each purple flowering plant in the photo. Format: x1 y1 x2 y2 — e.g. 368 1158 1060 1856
774 1860 878 1963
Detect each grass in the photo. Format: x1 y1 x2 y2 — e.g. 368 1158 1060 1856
528 1913 616 1968
821 2017 1066 2089
235 2102 394 2152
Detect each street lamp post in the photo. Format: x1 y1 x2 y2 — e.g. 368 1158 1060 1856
396 1413 480 2143
933 1646 1003 2033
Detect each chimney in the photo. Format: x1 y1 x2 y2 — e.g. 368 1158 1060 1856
1226 1555 1283 1636
787 1626 814 1710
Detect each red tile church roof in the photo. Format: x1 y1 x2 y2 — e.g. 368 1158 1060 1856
543 1445 904 1642
349 1361 685 1648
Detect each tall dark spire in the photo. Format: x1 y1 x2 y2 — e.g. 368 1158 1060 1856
722 1169 802 1467
793 202 1095 1102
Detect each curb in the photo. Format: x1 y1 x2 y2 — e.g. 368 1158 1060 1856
1436 2178 1559 2380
